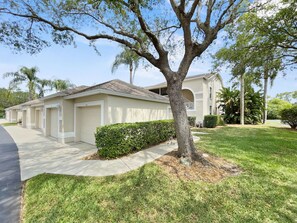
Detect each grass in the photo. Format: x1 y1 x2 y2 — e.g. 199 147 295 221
1 122 18 126
22 126 297 223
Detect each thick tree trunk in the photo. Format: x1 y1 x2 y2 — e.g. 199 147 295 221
240 74 245 125
263 72 268 124
166 80 197 166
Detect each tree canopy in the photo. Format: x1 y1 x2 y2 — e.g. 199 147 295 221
0 0 251 164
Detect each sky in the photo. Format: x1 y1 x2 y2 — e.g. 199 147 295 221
1 39 296 98
0 0 296 97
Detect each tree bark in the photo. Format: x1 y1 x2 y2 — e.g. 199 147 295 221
263 71 268 124
240 74 245 125
166 79 196 165
129 63 133 85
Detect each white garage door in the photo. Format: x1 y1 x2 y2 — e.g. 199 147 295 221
80 106 101 145
50 108 58 138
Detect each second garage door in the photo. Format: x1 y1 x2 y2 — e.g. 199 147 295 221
79 106 101 145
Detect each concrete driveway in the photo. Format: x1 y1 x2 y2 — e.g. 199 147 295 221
4 126 180 181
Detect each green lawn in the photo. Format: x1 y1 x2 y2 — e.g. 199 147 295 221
22 126 297 223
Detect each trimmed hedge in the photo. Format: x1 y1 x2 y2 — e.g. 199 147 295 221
203 115 225 128
188 116 196 127
280 105 297 129
95 120 176 159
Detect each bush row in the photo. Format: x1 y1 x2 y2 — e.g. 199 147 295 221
203 115 225 128
95 120 176 159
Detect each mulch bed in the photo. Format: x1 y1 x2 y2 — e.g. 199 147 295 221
155 150 241 183
82 152 106 160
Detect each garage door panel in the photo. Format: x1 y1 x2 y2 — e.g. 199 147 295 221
80 106 101 145
50 108 58 138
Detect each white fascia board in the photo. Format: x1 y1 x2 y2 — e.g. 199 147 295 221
64 88 170 104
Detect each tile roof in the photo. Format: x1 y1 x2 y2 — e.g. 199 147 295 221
73 79 169 102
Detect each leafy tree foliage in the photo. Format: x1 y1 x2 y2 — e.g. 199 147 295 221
3 66 40 100
276 91 297 104
3 66 75 99
0 0 249 164
214 8 287 124
0 88 29 117
267 98 292 119
51 79 75 92
218 87 264 124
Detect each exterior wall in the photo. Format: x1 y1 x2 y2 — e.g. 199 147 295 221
17 111 23 123
44 98 63 142
9 110 17 122
61 99 75 143
106 95 170 124
34 106 44 130
22 107 35 128
213 76 223 115
5 110 10 121
182 78 205 122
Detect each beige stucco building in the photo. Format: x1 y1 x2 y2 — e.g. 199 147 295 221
146 73 223 123
5 74 223 145
5 80 171 145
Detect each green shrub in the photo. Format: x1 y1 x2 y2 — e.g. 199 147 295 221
280 105 297 129
95 120 176 159
203 115 224 128
188 116 196 127
204 115 218 128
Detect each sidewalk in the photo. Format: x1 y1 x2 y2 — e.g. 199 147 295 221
4 126 199 181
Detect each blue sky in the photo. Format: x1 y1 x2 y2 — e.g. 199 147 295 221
0 37 296 97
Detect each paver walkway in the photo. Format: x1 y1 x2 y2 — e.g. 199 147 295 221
0 126 21 223
4 126 199 181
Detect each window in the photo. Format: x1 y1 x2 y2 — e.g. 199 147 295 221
209 87 212 99
210 106 212 115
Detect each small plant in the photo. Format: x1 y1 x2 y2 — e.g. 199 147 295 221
188 116 196 127
217 115 225 126
280 105 297 129
95 120 176 158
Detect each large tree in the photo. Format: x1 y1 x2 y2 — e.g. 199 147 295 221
112 46 141 85
0 0 248 165
214 9 286 124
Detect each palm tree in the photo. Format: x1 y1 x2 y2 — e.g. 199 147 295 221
36 79 52 98
3 66 39 100
51 79 75 92
111 46 141 85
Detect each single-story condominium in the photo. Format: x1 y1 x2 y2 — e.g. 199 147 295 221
5 80 171 145
5 73 223 145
